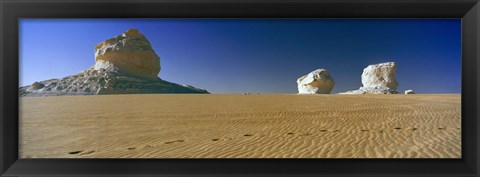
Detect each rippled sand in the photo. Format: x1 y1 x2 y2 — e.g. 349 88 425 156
19 94 461 158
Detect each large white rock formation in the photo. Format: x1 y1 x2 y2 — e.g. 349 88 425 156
340 62 399 94
297 69 335 94
19 29 209 96
94 29 160 80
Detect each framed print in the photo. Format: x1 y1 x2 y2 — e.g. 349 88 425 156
1 0 479 176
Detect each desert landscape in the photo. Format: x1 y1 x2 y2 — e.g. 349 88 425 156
19 27 461 158
20 94 460 158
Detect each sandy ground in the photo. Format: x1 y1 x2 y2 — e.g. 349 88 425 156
19 94 461 158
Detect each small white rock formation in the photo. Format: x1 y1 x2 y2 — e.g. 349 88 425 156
94 29 160 80
338 89 366 94
405 89 415 94
339 62 399 94
297 69 335 94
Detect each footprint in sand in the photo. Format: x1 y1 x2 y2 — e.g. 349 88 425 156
288 132 312 136
318 129 340 133
438 127 446 130
394 127 402 130
127 147 136 150
80 150 96 155
412 128 418 131
164 140 185 144
69 150 96 155
300 133 312 136
361 129 386 133
211 138 220 141
320 129 340 132
68 151 82 155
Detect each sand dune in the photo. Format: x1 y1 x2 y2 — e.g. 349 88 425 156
19 94 461 158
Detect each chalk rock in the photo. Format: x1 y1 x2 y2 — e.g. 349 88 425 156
297 69 335 94
361 62 398 90
339 62 399 94
359 86 398 94
405 89 415 94
94 29 160 80
338 90 366 94
19 29 209 97
30 82 45 90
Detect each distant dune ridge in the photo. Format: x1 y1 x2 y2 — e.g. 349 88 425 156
19 29 209 96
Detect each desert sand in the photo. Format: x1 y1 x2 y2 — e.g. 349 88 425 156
19 94 461 158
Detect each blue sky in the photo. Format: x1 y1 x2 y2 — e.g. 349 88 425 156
20 19 461 94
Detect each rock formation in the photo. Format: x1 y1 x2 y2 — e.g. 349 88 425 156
340 62 399 94
19 29 208 97
405 89 415 94
30 82 45 90
339 90 366 94
361 62 398 91
297 69 335 94
94 29 160 80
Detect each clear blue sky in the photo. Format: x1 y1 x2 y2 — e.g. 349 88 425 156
20 19 461 94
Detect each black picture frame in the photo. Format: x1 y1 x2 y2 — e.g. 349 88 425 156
1 0 479 176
